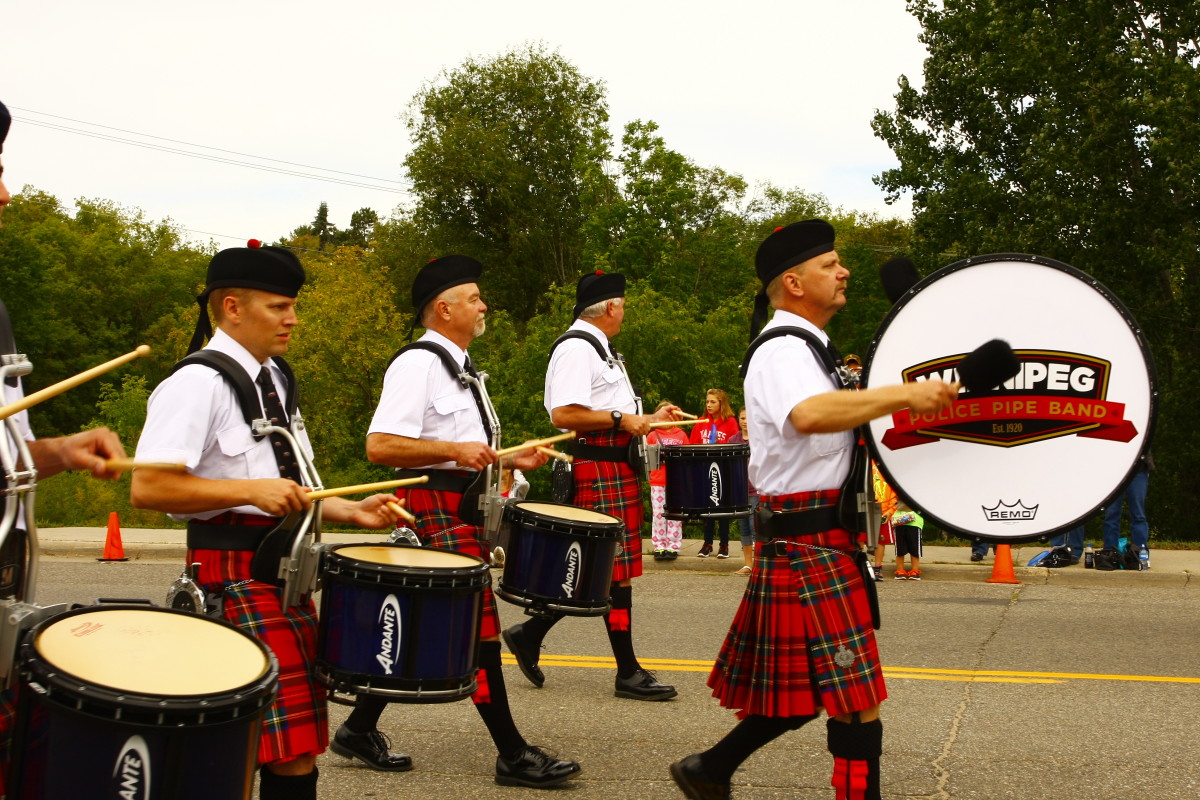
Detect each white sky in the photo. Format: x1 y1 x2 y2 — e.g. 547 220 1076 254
4 0 927 248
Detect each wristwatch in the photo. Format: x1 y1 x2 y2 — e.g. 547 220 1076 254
611 410 623 430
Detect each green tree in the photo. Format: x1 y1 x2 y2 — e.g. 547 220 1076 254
403 44 613 318
872 0 1200 539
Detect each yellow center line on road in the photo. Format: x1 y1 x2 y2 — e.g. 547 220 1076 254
500 656 1200 685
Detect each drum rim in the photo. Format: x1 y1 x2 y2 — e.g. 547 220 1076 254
325 543 490 578
864 252 1159 540
659 443 751 457
22 605 279 718
508 501 624 532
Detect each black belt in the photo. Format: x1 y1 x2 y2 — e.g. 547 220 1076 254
758 506 841 547
186 520 276 551
567 442 627 462
395 468 475 493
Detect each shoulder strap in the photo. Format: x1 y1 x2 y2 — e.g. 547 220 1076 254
549 330 611 365
739 326 840 381
170 351 299 432
0 298 17 387
388 341 465 384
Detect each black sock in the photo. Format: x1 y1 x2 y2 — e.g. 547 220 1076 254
605 584 639 678
521 612 561 648
344 694 387 733
472 640 526 759
259 766 317 800
702 714 816 783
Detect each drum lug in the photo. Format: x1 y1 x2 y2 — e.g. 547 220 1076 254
0 599 68 690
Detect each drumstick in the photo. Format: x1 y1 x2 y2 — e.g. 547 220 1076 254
648 418 710 429
0 345 152 422
386 500 418 525
494 431 577 458
956 339 1020 393
306 475 430 500
102 459 187 473
675 410 699 419
536 446 573 463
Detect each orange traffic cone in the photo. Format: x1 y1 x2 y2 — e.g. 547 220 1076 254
986 543 1019 584
98 511 129 562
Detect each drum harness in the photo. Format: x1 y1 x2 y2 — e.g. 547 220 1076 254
0 307 72 688
740 327 883 626
546 331 653 499
164 350 328 613
387 341 508 542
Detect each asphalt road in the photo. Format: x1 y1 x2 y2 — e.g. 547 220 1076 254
19 560 1200 799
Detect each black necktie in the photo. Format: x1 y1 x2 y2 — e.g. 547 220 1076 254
256 366 303 485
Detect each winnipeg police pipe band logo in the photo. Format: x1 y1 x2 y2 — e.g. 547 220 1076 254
882 349 1138 450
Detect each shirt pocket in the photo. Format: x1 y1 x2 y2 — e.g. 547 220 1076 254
216 425 259 479
432 391 477 441
811 431 849 458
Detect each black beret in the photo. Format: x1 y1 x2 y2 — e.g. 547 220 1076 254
0 100 10 155
204 240 305 298
573 270 626 318
412 255 483 314
755 219 836 287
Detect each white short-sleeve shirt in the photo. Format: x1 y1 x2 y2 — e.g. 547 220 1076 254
367 329 488 471
544 319 638 428
135 328 315 520
743 310 853 496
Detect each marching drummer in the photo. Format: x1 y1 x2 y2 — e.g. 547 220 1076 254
365 255 581 789
669 221 957 800
503 271 681 700
0 99 129 796
131 243 405 800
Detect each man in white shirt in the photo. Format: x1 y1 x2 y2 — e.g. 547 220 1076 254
670 221 956 800
504 271 681 701
132 242 401 800
366 255 581 789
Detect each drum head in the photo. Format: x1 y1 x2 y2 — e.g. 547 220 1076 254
35 607 270 696
865 254 1156 541
514 501 620 526
334 545 482 570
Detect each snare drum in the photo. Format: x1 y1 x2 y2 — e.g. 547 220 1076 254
661 444 752 520
496 501 624 616
316 545 487 703
11 605 278 800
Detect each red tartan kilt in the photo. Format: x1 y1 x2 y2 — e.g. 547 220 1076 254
189 548 327 765
398 487 499 639
571 458 643 582
707 528 886 718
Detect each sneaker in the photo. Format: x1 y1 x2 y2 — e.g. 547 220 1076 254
872 565 884 583
893 570 909 580
666 550 679 560
907 570 922 581
653 549 667 561
970 552 984 562
697 544 713 558
716 545 730 559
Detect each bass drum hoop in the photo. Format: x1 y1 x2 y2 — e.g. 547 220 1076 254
864 253 1157 542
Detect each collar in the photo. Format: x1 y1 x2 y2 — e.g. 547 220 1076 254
419 328 468 366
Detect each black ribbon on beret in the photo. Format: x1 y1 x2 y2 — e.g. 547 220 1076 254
0 100 9 155
187 243 306 353
750 219 836 339
573 270 626 319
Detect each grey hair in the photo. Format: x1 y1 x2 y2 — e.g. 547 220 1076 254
579 296 624 319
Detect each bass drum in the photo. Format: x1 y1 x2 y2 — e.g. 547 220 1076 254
865 254 1156 542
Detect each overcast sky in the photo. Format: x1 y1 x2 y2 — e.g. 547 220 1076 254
4 0 928 249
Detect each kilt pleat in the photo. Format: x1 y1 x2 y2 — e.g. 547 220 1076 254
572 431 642 582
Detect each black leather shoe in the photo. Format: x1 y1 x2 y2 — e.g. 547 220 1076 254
615 668 677 701
670 754 730 800
330 724 413 772
495 745 581 788
503 624 545 688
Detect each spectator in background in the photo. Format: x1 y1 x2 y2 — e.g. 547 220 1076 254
729 407 757 575
647 401 687 560
692 388 740 558
1102 451 1153 569
870 464 896 582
